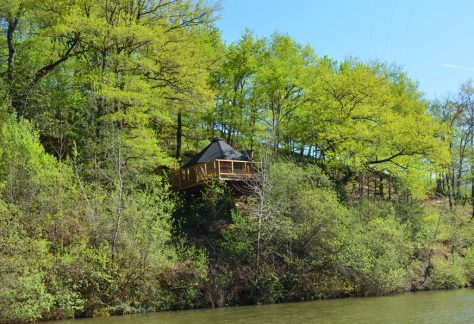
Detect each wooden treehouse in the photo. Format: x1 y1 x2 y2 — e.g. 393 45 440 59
170 138 256 190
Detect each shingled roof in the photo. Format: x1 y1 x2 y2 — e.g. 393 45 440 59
182 138 251 168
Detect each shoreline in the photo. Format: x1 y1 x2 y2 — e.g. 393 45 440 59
44 288 474 323
43 287 473 323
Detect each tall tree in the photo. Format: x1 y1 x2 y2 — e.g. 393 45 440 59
209 31 264 148
295 61 449 198
254 33 316 153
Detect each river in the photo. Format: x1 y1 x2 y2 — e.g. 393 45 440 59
51 289 474 323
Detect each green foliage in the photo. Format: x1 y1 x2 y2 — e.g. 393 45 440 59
210 33 447 199
347 213 414 295
200 179 235 223
174 179 235 234
218 162 472 302
303 61 447 198
156 245 208 310
47 244 113 318
0 114 210 321
220 162 413 302
0 202 53 323
429 255 465 289
220 210 256 263
464 246 474 284
0 0 467 320
0 115 68 204
209 30 265 148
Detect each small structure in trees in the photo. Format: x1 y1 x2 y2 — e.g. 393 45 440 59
170 138 256 190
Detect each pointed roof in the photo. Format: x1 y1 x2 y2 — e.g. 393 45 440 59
182 138 251 168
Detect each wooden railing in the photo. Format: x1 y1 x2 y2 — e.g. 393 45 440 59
170 160 257 190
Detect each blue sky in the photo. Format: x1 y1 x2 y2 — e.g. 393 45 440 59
216 0 474 100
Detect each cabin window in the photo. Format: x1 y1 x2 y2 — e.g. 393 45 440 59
220 161 232 173
233 161 245 173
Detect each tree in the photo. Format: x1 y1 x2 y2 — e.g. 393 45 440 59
254 34 316 154
209 31 264 149
295 61 448 198
432 80 474 212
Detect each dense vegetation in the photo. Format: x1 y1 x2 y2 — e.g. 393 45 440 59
1 0 474 322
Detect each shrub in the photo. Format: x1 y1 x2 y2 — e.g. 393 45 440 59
429 255 465 289
0 202 53 323
464 246 474 285
346 203 414 295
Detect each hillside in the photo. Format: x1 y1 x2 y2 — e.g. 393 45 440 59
1 0 474 322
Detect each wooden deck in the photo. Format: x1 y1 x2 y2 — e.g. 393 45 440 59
170 160 257 190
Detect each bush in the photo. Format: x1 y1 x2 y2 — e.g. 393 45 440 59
429 255 465 289
0 202 53 323
0 115 210 320
464 246 474 285
46 244 114 319
345 213 414 295
173 179 235 235
156 245 208 310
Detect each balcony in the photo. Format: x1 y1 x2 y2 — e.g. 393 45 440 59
170 159 257 190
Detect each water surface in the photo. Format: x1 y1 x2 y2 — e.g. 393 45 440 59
52 289 474 323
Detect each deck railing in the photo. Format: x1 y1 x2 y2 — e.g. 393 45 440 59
170 160 257 190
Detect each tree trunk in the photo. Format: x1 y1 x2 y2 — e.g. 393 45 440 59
367 175 370 198
388 178 392 200
111 137 124 261
6 16 19 83
451 167 456 202
272 102 281 155
446 173 453 209
176 111 182 160
471 131 474 218
456 138 467 199
379 174 384 198
373 176 377 198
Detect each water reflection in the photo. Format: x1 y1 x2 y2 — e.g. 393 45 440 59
51 289 474 324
